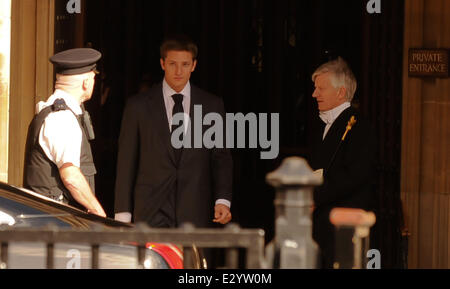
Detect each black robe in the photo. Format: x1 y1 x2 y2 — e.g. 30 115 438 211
309 106 377 268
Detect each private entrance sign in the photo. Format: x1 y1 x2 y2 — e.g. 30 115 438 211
408 49 449 78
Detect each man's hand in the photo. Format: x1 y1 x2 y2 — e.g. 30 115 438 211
313 169 324 179
115 212 132 223
87 208 107 218
59 163 107 218
213 204 232 225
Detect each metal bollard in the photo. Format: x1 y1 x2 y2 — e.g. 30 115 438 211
180 223 197 269
266 157 322 269
225 223 240 269
329 208 376 269
0 242 8 269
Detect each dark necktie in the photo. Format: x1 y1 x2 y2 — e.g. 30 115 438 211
171 94 184 165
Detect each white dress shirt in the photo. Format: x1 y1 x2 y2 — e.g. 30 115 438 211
115 79 231 223
37 89 83 169
319 102 351 140
162 79 191 134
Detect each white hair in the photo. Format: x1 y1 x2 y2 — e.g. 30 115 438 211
312 57 357 102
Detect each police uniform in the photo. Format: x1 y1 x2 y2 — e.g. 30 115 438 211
23 48 101 207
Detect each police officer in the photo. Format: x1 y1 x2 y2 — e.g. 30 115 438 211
23 48 106 217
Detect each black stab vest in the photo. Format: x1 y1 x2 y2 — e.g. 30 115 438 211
23 99 96 208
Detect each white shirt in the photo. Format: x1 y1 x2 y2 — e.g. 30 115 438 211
319 102 351 140
115 79 231 223
162 78 191 134
38 89 83 168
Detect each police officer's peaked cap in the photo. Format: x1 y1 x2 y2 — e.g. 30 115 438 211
50 48 102 75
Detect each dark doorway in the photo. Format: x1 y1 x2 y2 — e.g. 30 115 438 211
72 0 406 268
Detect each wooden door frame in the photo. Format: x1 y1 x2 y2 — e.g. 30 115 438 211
401 0 450 269
0 0 12 183
8 0 54 186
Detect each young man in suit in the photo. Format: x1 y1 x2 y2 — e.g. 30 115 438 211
114 35 233 229
309 57 377 268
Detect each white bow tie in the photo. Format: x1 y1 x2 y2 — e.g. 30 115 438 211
319 112 334 125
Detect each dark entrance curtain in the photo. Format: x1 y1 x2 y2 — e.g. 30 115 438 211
78 0 406 268
360 1 406 269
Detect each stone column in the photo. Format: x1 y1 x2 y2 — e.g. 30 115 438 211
266 157 322 269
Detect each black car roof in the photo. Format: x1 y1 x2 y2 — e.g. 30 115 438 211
0 182 133 229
